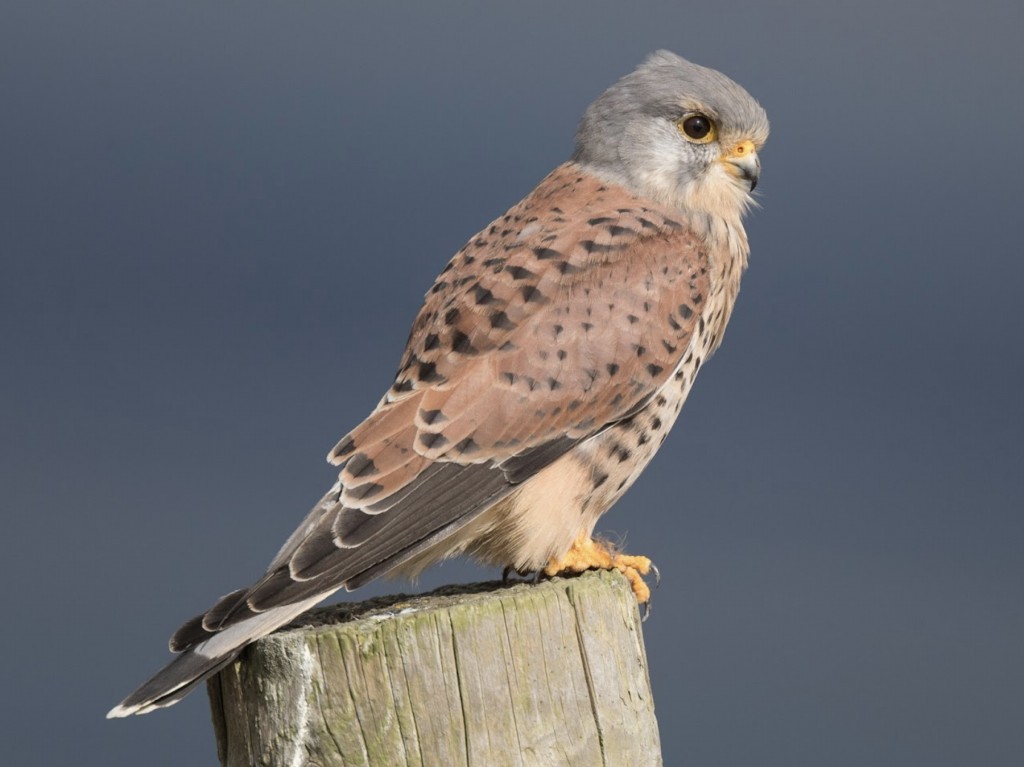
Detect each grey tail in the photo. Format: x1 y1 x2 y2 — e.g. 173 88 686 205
107 592 330 717
106 649 239 718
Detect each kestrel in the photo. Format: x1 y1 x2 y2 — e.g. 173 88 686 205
109 50 768 717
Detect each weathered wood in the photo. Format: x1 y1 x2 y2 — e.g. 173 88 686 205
208 570 662 766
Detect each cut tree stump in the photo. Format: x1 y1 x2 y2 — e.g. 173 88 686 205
207 569 662 766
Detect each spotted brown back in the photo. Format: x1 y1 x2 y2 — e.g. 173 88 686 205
329 163 710 512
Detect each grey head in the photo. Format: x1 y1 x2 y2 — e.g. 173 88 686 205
573 50 769 221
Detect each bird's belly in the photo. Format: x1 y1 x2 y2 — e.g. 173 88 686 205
462 349 703 572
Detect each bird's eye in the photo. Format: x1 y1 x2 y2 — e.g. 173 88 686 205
677 114 717 143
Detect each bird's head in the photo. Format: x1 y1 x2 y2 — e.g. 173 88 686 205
573 50 769 223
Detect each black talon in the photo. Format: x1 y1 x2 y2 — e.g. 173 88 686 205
650 562 661 587
641 600 652 622
502 566 514 583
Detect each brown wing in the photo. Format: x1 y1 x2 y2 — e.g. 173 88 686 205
337 168 706 471
169 163 709 651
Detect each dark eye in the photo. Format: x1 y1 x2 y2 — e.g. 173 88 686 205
677 114 717 143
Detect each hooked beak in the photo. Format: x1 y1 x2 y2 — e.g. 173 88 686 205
720 139 761 191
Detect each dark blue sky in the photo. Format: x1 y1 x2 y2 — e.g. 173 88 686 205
3 2 1022 765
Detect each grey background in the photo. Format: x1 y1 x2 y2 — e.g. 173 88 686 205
3 1 1022 765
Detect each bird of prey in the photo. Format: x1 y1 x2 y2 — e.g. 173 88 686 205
109 50 768 717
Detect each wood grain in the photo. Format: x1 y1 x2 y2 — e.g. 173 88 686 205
208 570 662 766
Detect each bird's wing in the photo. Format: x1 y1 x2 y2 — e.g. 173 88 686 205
180 163 711 645
109 164 709 716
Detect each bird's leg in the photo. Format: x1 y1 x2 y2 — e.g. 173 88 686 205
501 565 535 583
544 534 656 605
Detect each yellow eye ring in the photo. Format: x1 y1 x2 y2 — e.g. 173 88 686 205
676 114 717 144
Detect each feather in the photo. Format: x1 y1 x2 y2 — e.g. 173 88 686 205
110 160 717 716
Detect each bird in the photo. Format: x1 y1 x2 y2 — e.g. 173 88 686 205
108 50 768 718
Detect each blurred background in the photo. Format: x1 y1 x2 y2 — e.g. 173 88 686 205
3 1 1022 764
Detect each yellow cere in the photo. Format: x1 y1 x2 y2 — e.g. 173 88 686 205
727 140 756 159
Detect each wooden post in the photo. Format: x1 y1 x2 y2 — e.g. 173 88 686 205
207 570 662 766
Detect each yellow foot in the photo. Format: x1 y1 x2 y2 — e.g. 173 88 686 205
544 536 657 606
